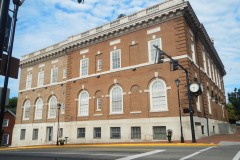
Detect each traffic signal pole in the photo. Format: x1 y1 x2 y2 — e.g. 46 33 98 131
0 0 11 146
153 45 196 143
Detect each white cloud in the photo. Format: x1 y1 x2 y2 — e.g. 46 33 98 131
3 0 240 99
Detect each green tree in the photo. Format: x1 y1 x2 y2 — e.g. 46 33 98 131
5 97 18 110
228 88 240 122
226 103 237 124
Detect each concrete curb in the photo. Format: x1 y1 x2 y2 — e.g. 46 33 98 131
0 143 217 151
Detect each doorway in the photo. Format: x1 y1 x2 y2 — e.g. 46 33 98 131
46 127 53 142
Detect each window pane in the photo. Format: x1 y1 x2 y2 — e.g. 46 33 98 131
153 126 166 140
96 98 101 111
111 50 120 69
131 127 141 139
77 128 85 138
26 74 32 89
151 80 166 111
49 96 57 118
24 100 30 119
35 98 43 119
79 92 89 116
2 119 8 127
38 71 44 86
97 59 102 71
110 127 121 139
81 59 89 76
94 127 101 138
51 68 58 83
32 129 38 140
20 129 26 140
111 87 123 113
149 39 160 62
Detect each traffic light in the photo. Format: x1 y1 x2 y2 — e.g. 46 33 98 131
170 60 179 71
78 0 84 3
155 48 164 64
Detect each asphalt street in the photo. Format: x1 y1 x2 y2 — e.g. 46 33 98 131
0 145 240 160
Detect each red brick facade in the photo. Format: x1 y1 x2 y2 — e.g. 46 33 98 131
13 0 229 146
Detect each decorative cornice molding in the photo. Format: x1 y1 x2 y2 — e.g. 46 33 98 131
20 0 187 68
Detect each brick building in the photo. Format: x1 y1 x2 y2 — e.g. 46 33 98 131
12 0 230 146
2 110 16 146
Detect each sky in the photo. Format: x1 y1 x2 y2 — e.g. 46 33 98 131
1 0 240 100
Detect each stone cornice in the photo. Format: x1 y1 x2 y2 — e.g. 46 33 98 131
20 0 187 68
183 2 226 76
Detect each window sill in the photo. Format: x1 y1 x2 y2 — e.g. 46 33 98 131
77 115 89 117
22 118 30 121
150 110 168 113
109 112 123 115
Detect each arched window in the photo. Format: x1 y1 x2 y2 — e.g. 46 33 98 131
110 86 123 114
48 96 57 118
149 79 168 111
35 98 43 119
23 100 31 120
78 91 89 116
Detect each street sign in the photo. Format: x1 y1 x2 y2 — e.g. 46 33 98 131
0 53 19 79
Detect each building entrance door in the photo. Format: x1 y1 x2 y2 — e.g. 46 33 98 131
46 127 53 142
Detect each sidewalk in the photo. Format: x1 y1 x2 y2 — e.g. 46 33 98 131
197 127 240 144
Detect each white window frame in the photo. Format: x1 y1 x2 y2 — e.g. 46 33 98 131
202 51 207 73
23 100 31 120
97 59 102 71
110 49 121 70
26 74 32 89
2 119 9 127
35 98 43 120
207 91 212 114
48 96 57 119
38 71 44 87
3 134 9 145
51 67 58 84
78 91 89 116
20 129 26 140
149 79 168 112
32 129 38 140
110 86 123 114
63 68 67 79
148 38 162 63
96 98 102 111
80 58 89 77
191 43 196 64
196 96 201 112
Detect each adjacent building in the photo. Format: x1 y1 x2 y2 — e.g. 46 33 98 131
12 0 229 146
2 110 16 146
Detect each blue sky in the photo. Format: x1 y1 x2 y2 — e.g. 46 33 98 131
1 0 240 100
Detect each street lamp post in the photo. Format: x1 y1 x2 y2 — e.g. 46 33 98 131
175 79 184 143
56 103 61 146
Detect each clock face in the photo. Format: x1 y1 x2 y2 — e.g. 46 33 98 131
189 83 199 93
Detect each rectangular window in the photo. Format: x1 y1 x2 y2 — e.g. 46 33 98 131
26 74 32 89
131 127 141 139
110 127 121 139
38 71 44 87
153 126 166 140
148 38 161 62
51 67 58 83
96 98 101 111
77 128 85 138
63 68 67 79
20 129 26 140
208 59 212 79
196 96 201 112
61 103 65 114
111 49 121 70
80 58 89 76
32 129 38 140
201 126 204 134
59 128 63 138
93 127 101 139
191 43 196 63
2 119 9 127
3 134 9 145
97 59 102 71
202 51 207 73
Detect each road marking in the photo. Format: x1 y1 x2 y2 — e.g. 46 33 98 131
233 151 240 160
116 150 165 160
179 147 214 160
